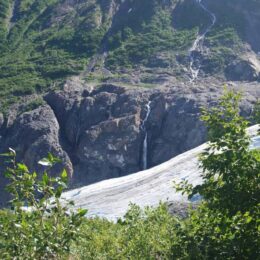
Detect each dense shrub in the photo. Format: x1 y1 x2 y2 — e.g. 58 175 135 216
0 152 87 259
72 203 180 260
174 89 260 258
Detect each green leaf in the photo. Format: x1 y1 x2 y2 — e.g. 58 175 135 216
55 186 63 198
17 163 29 172
0 152 12 157
77 209 87 217
61 169 68 182
42 172 49 185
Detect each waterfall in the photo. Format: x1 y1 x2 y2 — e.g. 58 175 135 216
188 0 217 82
141 101 152 170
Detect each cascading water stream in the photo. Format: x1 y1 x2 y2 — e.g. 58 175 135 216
188 0 217 82
141 101 152 170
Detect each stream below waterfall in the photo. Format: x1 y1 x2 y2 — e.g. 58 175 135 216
188 0 217 82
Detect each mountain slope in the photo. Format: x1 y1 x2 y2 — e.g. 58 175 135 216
0 0 260 111
1 0 260 206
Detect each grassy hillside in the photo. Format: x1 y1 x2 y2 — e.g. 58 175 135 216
0 0 259 111
0 0 111 111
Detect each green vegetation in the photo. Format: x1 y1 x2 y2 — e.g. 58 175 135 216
72 203 177 259
0 0 198 111
0 0 108 111
0 90 259 258
204 27 243 74
0 151 87 259
1 0 259 111
174 90 260 258
106 7 196 70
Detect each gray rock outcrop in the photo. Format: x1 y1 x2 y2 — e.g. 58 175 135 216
44 84 146 185
225 59 260 82
0 105 72 206
3 105 72 174
0 81 260 206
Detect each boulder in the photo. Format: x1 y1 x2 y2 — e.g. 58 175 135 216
149 96 207 166
225 59 260 81
0 105 72 176
0 105 73 206
75 114 142 184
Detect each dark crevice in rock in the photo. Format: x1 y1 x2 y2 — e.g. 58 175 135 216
44 96 77 167
0 114 8 138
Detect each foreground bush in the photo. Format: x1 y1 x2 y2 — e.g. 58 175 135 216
72 203 183 259
0 152 87 259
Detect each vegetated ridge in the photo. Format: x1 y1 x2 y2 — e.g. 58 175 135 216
0 0 260 110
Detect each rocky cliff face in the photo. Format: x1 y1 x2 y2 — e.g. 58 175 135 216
1 0 260 205
0 79 259 205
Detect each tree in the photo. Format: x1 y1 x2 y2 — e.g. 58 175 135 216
0 151 87 259
175 89 260 258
